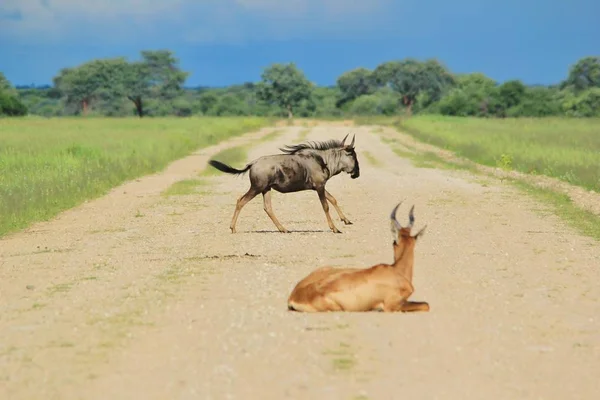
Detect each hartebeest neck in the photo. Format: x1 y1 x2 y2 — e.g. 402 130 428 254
392 246 415 283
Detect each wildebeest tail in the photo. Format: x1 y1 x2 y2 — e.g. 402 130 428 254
207 159 251 175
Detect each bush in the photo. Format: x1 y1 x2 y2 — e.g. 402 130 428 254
349 95 380 115
0 91 28 116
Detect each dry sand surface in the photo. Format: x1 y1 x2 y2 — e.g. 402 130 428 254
1 123 599 400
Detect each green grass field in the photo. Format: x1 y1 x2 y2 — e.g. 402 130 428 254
0 116 270 237
361 115 600 192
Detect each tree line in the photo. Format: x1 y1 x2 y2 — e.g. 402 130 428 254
1 50 599 118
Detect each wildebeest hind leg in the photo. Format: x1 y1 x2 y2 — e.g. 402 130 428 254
262 189 289 233
325 189 352 225
230 187 259 233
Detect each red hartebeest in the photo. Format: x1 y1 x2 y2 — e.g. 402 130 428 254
287 201 429 313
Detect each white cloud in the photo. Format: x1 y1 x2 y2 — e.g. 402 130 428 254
234 0 389 18
0 0 391 44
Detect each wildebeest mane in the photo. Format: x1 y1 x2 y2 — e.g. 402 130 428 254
279 139 345 155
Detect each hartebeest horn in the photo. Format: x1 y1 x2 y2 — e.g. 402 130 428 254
349 134 355 148
408 205 415 228
340 134 349 146
390 201 403 231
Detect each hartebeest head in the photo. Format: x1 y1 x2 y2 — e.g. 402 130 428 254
390 201 427 259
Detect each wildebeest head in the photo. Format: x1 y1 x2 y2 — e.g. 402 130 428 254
279 133 360 179
338 134 360 179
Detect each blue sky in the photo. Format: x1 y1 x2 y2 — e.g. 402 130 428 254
0 0 598 87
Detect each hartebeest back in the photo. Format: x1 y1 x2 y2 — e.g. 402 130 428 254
287 201 429 313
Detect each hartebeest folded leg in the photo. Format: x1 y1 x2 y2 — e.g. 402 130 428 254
400 301 430 312
325 189 352 225
262 189 289 233
317 188 341 233
230 187 260 233
382 297 430 313
380 286 430 313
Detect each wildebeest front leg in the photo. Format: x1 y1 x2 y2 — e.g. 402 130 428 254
325 189 352 225
262 189 289 233
230 187 259 233
317 188 341 233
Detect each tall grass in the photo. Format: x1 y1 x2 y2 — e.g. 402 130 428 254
366 115 600 191
0 117 270 236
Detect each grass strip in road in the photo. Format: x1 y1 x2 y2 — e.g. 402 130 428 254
200 145 250 177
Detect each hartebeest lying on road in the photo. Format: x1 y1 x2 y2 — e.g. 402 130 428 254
287 201 429 313
207 134 360 234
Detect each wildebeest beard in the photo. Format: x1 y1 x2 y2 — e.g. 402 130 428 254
350 154 360 179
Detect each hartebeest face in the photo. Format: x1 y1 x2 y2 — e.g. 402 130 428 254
390 202 427 259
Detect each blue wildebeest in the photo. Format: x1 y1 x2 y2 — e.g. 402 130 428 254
207 134 360 233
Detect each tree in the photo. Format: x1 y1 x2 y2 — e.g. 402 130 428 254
256 63 313 118
52 58 129 115
0 72 28 116
213 94 249 116
51 50 189 117
123 50 190 117
455 73 497 91
0 72 15 93
197 92 219 115
372 58 455 115
506 86 561 117
496 80 526 109
562 56 600 92
336 68 375 107
435 73 498 117
561 87 600 117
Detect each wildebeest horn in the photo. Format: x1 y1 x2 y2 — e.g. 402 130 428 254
407 205 415 228
349 134 355 148
390 201 403 230
340 133 349 146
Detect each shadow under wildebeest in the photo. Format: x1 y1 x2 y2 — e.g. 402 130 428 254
207 134 360 234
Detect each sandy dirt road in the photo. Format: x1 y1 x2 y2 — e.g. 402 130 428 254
1 123 599 400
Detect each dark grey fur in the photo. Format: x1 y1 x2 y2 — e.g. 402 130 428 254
208 134 360 233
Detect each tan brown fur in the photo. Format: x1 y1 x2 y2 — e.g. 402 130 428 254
287 201 429 313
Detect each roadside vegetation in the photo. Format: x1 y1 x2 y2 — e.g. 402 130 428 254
0 117 268 236
360 115 600 192
365 116 600 241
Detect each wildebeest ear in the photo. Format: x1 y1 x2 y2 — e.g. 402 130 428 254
349 134 355 148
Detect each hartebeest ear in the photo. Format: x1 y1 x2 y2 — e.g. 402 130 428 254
413 224 427 240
